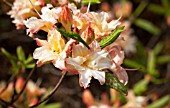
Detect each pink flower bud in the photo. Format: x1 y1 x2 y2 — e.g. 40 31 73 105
59 6 73 32
83 25 95 44
82 90 95 107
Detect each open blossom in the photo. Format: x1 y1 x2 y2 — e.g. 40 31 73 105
24 4 62 37
73 11 121 39
8 0 42 29
66 42 113 88
87 12 121 38
33 29 66 69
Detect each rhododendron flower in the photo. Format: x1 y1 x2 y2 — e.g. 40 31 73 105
73 11 121 39
7 0 42 29
66 42 113 88
108 46 128 85
88 12 121 38
24 4 62 37
33 29 66 68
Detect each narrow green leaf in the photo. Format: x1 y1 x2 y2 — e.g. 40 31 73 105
147 95 170 108
106 72 128 95
147 50 157 76
17 46 26 61
153 42 163 56
82 0 100 4
133 79 149 95
99 26 124 49
25 63 35 69
1 48 17 60
134 18 161 35
43 103 61 108
56 28 90 49
133 1 148 17
24 54 34 64
156 55 170 64
148 4 166 15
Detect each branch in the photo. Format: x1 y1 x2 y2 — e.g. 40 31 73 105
29 71 67 108
0 98 16 108
10 65 37 105
0 75 16 95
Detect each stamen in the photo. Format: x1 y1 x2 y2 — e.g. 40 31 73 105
125 68 140 71
86 0 91 13
28 0 42 18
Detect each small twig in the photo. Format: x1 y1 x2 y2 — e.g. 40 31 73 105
0 75 16 95
0 98 16 108
11 78 18 102
86 0 91 13
29 71 67 108
3 0 13 7
10 65 37 105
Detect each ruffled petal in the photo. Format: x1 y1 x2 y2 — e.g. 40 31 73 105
79 69 92 88
91 70 105 85
113 66 128 85
33 46 58 66
66 57 86 70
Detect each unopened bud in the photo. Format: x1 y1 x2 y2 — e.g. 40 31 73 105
83 25 94 44
59 6 73 32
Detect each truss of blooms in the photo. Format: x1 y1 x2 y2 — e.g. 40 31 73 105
8 0 128 89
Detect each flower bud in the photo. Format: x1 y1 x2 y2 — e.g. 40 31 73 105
83 25 95 44
59 6 73 32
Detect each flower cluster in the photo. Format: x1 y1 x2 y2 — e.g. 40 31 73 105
8 0 128 88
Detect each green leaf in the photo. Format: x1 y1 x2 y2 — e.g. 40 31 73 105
147 95 170 108
1 48 17 60
148 4 166 15
43 103 61 108
82 0 101 4
133 79 149 95
99 26 124 49
56 28 90 49
17 46 26 61
24 54 34 64
105 72 128 95
156 55 170 64
25 63 35 69
153 42 163 56
133 1 148 17
147 50 158 76
134 18 161 35
161 0 170 9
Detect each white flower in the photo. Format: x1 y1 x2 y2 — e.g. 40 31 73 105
66 42 112 88
33 29 66 69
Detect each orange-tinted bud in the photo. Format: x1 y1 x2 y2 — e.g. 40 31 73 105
59 6 73 32
16 77 25 93
83 25 95 44
113 1 132 18
82 89 94 107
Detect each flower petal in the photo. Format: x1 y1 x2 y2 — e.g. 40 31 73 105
79 69 92 88
33 46 58 66
66 57 86 70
